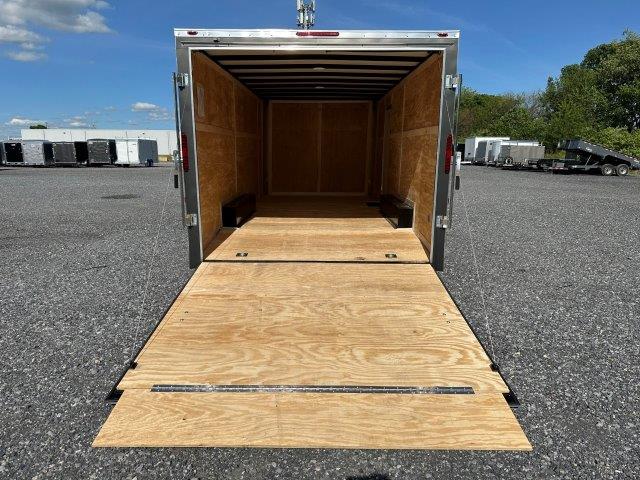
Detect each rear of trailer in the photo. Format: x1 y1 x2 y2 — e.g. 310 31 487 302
485 139 507 166
94 28 530 451
3 141 24 165
22 140 54 166
52 142 78 166
474 140 489 164
465 136 509 164
87 139 118 165
115 139 158 166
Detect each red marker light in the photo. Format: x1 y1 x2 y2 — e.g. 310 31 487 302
296 31 340 37
445 134 453 174
181 133 189 172
187 31 198 36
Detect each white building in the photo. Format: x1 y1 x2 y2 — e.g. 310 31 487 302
21 129 177 157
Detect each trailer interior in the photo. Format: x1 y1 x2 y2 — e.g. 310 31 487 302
95 32 530 450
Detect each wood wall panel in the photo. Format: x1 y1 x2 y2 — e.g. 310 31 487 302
270 103 321 193
388 87 405 134
320 103 370 193
270 101 372 194
235 85 260 134
236 136 260 196
192 52 262 252
377 54 443 254
370 103 386 198
384 135 401 195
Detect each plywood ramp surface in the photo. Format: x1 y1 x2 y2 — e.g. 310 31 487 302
205 196 429 263
117 262 507 393
94 391 531 450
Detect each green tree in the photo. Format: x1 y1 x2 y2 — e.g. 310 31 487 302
582 31 640 131
458 88 520 139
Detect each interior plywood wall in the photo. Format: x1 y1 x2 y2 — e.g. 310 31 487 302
376 53 443 253
191 52 262 251
269 101 372 194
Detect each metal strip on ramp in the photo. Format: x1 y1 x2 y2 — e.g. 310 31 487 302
96 261 531 450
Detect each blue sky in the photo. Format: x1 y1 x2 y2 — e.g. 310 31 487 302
1 0 638 139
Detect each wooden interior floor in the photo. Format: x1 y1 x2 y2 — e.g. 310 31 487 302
205 196 429 263
95 261 531 450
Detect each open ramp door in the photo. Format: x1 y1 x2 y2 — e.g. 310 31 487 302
95 201 530 450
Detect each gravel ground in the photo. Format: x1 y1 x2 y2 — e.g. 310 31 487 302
0 165 638 479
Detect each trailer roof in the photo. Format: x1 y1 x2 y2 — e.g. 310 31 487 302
175 29 460 41
176 29 458 100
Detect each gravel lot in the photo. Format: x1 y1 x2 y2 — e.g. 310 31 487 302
0 165 638 479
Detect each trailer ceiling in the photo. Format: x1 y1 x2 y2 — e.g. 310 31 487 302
204 50 434 100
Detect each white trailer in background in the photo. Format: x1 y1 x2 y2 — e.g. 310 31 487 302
22 140 54 166
115 139 158 166
464 136 509 163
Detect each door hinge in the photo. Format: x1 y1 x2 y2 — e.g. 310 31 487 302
445 74 460 90
184 213 198 227
175 73 190 89
436 215 449 229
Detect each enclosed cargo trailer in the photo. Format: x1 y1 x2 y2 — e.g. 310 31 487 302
52 142 78 165
87 139 117 165
94 28 530 451
115 139 158 166
485 139 511 166
2 141 24 165
465 136 509 164
495 141 544 168
22 140 54 166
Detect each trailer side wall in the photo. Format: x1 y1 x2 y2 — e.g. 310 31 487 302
376 53 443 254
192 52 263 252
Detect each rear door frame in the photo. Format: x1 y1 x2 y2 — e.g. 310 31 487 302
175 30 460 269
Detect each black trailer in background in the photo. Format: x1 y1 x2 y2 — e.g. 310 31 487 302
74 142 89 164
52 142 78 165
2 142 24 164
51 141 89 166
87 139 117 166
553 139 639 176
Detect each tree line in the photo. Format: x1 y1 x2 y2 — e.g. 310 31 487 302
458 31 640 158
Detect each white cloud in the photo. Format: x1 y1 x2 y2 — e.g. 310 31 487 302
131 101 172 122
148 110 171 121
0 1 112 33
0 24 45 43
6 117 43 125
69 121 88 127
131 102 161 112
6 49 46 61
0 1 113 62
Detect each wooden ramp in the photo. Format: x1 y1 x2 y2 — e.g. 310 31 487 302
95 198 530 450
